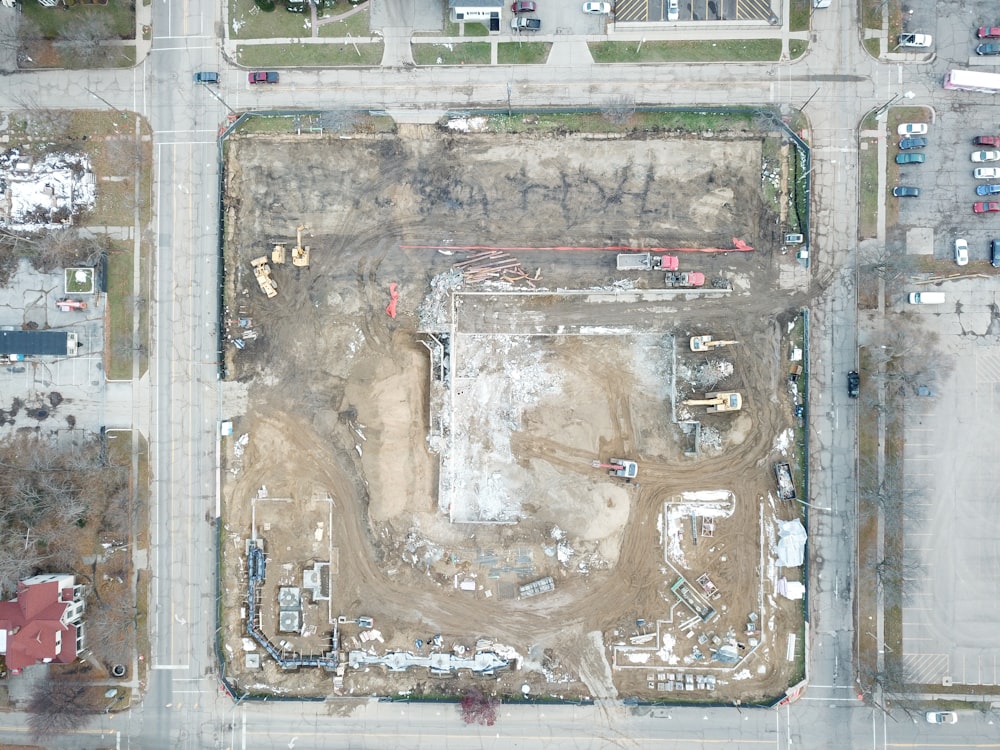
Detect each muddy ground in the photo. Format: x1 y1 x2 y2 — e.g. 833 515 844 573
219 123 812 704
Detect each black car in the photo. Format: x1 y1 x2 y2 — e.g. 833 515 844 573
893 186 921 197
992 239 1000 268
847 371 860 398
899 137 928 149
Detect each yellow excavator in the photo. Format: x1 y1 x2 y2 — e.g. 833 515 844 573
689 335 738 352
683 391 743 413
292 224 310 268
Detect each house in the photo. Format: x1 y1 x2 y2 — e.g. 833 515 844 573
0 574 86 674
448 0 503 31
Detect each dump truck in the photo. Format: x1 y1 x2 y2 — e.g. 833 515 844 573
773 462 797 501
250 256 277 298
683 391 743 413
689 335 737 352
616 252 679 272
665 271 706 288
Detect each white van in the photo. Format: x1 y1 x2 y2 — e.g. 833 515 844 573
908 292 945 304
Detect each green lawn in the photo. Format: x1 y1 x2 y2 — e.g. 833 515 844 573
65 267 95 294
589 39 782 63
858 137 879 240
411 42 491 66
863 36 880 58
497 42 550 65
107 243 134 380
316 8 372 37
486 110 756 135
229 0 314 39
788 0 810 31
22 1 135 40
788 40 807 59
237 41 383 66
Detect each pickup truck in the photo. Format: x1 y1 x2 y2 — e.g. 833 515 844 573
511 16 541 31
897 33 932 48
248 71 279 84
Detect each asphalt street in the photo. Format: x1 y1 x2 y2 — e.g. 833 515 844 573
0 0 996 746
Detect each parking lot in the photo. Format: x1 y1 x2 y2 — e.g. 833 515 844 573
898 277 1000 686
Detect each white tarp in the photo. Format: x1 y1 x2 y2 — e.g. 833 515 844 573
775 519 807 567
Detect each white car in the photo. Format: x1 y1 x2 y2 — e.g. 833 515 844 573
925 711 958 724
972 150 1000 162
582 1 612 13
954 238 969 266
975 167 1000 179
897 123 928 135
667 0 679 20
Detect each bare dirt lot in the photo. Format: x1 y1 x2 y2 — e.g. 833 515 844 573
219 122 810 704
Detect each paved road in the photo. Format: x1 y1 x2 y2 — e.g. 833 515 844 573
0 0 990 746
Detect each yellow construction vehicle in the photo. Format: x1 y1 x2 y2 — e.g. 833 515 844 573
271 243 286 265
250 256 277 298
291 224 310 268
683 391 743 413
689 335 738 352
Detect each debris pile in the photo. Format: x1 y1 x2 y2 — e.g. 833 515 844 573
0 148 96 229
454 251 540 287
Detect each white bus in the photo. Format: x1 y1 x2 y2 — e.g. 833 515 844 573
944 69 1000 92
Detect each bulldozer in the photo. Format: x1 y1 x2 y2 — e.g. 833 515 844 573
291 224 310 268
683 391 743 413
689 335 737 352
271 242 287 265
250 256 277 299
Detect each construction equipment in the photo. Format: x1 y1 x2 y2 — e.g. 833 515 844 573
617 252 679 271
250 256 277 298
271 243 286 265
773 462 797 501
689 335 738 352
665 271 705 288
683 391 743 413
55 298 87 312
292 224 310 268
592 458 638 480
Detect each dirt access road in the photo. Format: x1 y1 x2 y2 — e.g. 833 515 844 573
219 121 812 704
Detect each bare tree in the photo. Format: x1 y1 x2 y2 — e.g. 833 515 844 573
859 458 921 520
858 244 916 288
459 688 498 726
0 16 44 68
27 671 102 740
87 584 136 667
874 549 923 599
602 95 636 126
55 15 118 67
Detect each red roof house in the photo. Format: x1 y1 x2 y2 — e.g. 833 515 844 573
0 574 85 673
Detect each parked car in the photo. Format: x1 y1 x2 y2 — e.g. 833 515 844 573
977 184 1000 196
975 201 1000 213
975 167 1000 179
667 0 679 20
955 238 969 265
896 153 926 164
992 239 1000 267
973 150 1000 162
511 1 537 12
582 1 612 13
898 33 932 48
847 371 860 398
976 135 1000 147
248 71 279 84
892 186 920 197
193 71 219 84
511 16 541 29
784 233 804 244
925 711 958 724
977 43 1000 55
897 123 928 135
978 26 1000 38
899 137 928 149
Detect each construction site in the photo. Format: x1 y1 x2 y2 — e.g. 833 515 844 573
218 120 811 703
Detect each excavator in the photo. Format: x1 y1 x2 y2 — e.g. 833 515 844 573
592 458 638 480
689 335 738 352
292 224 310 268
683 391 743 413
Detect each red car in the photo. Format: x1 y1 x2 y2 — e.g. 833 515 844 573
978 26 1000 39
974 201 1000 213
975 135 1000 147
248 71 279 84
511 0 537 11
